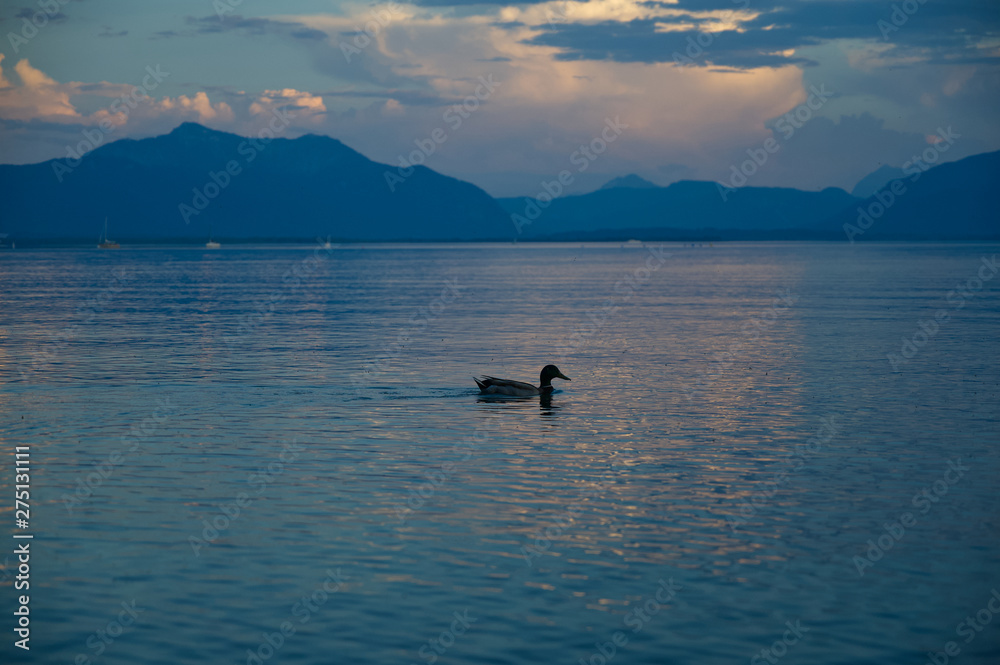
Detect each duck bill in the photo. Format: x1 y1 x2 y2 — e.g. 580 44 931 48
556 372 571 381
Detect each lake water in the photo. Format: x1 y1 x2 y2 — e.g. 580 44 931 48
1 242 998 665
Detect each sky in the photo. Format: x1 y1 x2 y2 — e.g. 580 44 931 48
0 0 997 197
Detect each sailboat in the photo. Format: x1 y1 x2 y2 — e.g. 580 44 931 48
98 218 120 249
206 223 221 249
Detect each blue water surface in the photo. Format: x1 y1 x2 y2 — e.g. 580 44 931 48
1 242 998 664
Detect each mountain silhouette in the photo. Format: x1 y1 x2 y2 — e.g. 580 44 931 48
599 174 659 190
1 124 997 242
850 164 906 199
0 123 510 241
500 181 859 238
822 150 1000 240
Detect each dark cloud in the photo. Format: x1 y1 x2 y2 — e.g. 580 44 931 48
151 15 324 41
184 14 308 37
410 0 550 4
523 0 1000 69
316 89 457 108
526 18 818 68
15 7 67 22
98 26 128 38
289 27 326 40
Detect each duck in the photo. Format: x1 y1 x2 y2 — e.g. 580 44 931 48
474 365 571 397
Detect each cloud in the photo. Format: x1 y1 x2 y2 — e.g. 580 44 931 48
526 18 818 68
153 92 234 123
249 88 327 124
182 14 326 40
316 88 454 107
0 56 77 121
520 0 1000 69
98 26 128 38
0 55 234 137
15 7 67 22
184 14 288 36
408 0 551 5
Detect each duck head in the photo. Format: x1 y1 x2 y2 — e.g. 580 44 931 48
539 364 571 387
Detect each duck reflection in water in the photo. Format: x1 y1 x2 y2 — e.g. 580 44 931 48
539 392 560 417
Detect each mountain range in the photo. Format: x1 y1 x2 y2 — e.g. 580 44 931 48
0 123 509 242
0 123 997 243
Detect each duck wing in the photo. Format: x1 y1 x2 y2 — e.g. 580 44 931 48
474 376 540 396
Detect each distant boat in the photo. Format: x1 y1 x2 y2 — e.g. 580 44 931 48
98 218 120 249
205 240 221 249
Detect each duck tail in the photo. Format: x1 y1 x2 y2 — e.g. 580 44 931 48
474 376 488 391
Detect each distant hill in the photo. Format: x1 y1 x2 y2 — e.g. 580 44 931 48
499 181 860 238
850 164 906 199
1 123 997 242
0 123 510 242
500 151 1000 241
600 174 658 190
820 150 1000 240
